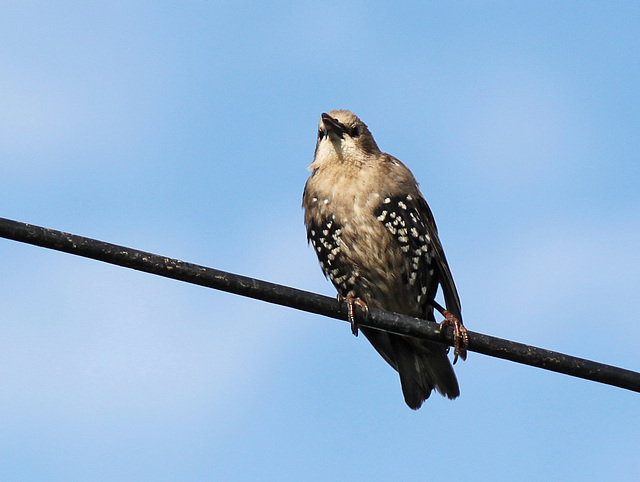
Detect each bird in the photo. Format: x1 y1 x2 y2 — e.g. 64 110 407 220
302 110 468 409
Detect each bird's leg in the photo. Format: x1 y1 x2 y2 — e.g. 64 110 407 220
337 293 369 337
433 301 469 364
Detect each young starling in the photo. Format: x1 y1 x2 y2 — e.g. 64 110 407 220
302 110 467 409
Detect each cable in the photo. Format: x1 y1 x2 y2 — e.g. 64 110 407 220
0 216 638 393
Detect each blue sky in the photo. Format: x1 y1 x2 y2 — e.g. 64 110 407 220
1 1 639 480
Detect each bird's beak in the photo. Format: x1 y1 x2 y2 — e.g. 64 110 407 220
321 113 346 139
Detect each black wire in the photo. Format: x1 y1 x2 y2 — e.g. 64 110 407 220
0 216 638 393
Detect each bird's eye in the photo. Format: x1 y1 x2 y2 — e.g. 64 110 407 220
349 125 361 138
318 128 324 140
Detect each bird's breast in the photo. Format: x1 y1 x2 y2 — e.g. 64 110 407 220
305 178 418 313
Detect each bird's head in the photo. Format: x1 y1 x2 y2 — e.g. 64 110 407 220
311 110 380 169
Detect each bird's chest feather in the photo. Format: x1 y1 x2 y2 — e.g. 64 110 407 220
304 168 414 310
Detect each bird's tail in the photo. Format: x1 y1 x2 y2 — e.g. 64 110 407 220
362 327 459 409
394 336 459 409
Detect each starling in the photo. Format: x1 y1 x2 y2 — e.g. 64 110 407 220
302 110 467 409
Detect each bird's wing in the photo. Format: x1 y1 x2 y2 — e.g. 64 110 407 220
414 195 463 322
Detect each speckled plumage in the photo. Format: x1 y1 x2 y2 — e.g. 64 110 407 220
303 110 464 409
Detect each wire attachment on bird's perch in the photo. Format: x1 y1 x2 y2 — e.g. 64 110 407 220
337 292 370 336
432 300 469 364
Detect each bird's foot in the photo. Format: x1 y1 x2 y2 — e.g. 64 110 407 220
338 293 369 336
437 309 469 364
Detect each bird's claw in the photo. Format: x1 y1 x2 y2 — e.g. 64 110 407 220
338 293 369 336
438 310 469 364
